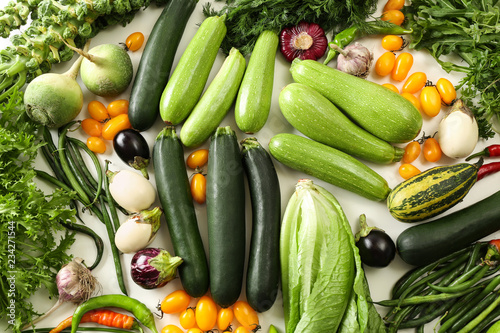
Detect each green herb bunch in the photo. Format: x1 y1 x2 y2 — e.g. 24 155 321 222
204 0 379 56
406 0 500 139
0 90 77 333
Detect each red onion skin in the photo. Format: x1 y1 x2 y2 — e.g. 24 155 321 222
279 21 328 62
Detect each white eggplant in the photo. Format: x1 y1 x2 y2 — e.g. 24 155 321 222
115 207 163 254
438 99 479 159
107 169 156 212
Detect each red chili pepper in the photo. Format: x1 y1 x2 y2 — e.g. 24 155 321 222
49 309 138 333
466 144 500 161
477 161 500 181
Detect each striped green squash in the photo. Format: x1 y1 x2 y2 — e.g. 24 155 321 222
387 161 482 222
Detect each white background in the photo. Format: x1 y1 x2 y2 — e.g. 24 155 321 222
2 0 500 332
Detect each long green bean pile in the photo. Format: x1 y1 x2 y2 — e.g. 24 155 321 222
379 241 500 332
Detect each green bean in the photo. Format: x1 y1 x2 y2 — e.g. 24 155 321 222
429 264 490 294
387 304 415 333
399 300 456 328
57 122 91 205
377 286 482 307
467 306 500 333
42 126 72 186
465 242 487 272
64 141 99 204
443 292 499 333
455 292 500 333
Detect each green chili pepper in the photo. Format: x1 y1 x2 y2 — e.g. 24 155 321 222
323 21 413 65
70 295 159 333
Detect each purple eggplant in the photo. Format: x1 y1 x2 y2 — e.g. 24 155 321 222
130 248 183 289
113 129 151 179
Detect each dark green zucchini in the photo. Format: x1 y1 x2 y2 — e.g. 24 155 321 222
206 126 246 308
152 126 209 297
397 190 500 266
128 0 197 131
241 137 281 312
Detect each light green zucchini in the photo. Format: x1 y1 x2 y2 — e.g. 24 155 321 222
290 58 423 143
387 160 482 222
180 48 246 148
279 82 404 164
269 133 391 201
159 15 227 125
235 30 279 134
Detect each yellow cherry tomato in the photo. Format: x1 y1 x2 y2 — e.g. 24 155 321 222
399 163 421 179
187 329 203 333
402 72 427 94
382 83 399 93
86 136 106 154
125 32 145 52
161 325 184 333
233 301 259 331
234 327 251 333
436 77 457 105
87 100 110 122
186 149 209 169
180 307 197 330
400 92 422 113
402 141 421 163
420 86 442 117
190 172 207 204
195 295 217 331
383 0 405 11
218 307 234 331
375 52 396 77
107 99 129 118
382 9 405 26
391 52 413 82
381 35 405 51
81 118 103 137
101 113 132 140
160 289 191 314
423 137 442 162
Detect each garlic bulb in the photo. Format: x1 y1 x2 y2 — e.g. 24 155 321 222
333 42 373 78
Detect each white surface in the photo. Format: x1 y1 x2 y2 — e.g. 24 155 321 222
3 1 500 332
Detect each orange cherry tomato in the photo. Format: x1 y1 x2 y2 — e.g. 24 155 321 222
420 86 442 117
101 114 132 140
160 289 191 314
423 137 442 162
161 325 184 333
436 77 457 105
87 100 110 122
86 136 106 154
383 0 405 11
217 307 234 331
191 173 207 204
107 99 129 118
233 301 259 331
195 295 217 331
234 327 251 333
382 9 405 26
186 149 209 169
180 307 197 330
382 83 399 93
81 118 103 137
381 35 405 51
400 92 422 113
402 141 421 163
399 163 421 179
402 72 427 94
391 52 413 82
125 32 145 52
375 52 396 77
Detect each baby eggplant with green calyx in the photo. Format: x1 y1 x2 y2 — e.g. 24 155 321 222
355 214 396 268
113 129 151 179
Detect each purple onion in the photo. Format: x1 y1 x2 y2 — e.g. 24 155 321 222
130 248 183 289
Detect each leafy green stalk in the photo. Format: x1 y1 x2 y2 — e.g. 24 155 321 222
203 0 379 56
405 0 500 139
0 89 77 333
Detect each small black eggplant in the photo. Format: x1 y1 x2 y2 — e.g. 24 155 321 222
355 214 396 268
113 129 150 178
